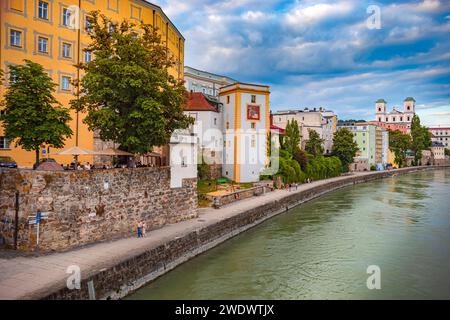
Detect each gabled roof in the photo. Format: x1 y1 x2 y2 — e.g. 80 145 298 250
185 92 219 112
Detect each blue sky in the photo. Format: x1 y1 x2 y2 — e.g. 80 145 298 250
153 0 450 126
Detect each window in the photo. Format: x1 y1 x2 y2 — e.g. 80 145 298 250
0 137 10 149
251 122 256 129
84 50 92 62
62 42 71 58
9 68 18 83
38 37 49 53
38 1 49 19
251 138 256 148
10 29 22 47
226 96 230 104
213 118 217 125
251 95 256 103
226 122 229 129
62 8 71 26
61 76 71 91
400 117 403 122
85 16 93 33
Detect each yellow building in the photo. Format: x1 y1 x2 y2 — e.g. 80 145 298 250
0 0 184 167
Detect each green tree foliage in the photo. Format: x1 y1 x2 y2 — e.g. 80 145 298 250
331 128 359 172
293 148 308 171
389 130 411 168
445 149 450 157
71 12 193 154
410 115 431 165
306 156 342 180
282 119 301 155
0 60 72 167
305 129 324 156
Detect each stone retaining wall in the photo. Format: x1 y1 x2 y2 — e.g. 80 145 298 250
0 167 198 252
42 166 445 300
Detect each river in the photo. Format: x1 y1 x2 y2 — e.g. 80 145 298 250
128 169 450 299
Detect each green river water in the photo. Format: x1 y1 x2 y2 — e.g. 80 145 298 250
129 169 450 299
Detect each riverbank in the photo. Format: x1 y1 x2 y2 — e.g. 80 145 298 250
0 166 447 299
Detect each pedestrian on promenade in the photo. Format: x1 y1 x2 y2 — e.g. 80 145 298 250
142 221 147 237
137 221 143 238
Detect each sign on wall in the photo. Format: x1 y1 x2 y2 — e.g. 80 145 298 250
247 105 260 120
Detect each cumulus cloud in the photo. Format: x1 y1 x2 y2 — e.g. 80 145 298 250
151 0 450 124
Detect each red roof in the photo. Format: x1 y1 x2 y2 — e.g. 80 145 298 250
185 92 219 112
270 124 285 134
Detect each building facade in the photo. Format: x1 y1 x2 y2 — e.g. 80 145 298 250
272 107 337 154
184 66 237 98
219 83 270 183
339 123 389 167
431 142 445 160
428 127 450 149
0 0 184 167
374 97 416 128
184 92 223 166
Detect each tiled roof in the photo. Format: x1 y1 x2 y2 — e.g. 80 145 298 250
270 124 285 134
185 92 219 112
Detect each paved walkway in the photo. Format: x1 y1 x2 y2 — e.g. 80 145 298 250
0 169 423 299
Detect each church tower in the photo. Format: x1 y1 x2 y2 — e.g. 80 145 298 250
375 99 387 122
403 97 415 124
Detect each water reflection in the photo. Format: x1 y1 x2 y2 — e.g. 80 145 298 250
128 169 450 300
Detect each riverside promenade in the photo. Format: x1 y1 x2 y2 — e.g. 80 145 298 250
0 167 441 299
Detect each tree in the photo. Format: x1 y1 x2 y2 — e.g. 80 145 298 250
331 128 359 172
293 148 308 171
71 12 193 155
282 119 301 155
389 130 411 168
410 115 432 165
305 129 324 156
0 60 72 168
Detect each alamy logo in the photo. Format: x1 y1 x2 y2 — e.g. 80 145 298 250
366 5 381 30
66 265 81 290
366 265 381 290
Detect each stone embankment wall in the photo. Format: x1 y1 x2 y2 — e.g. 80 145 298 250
206 186 269 207
0 167 197 252
43 166 445 300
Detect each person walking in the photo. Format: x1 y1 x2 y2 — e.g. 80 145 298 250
142 221 147 237
137 221 143 238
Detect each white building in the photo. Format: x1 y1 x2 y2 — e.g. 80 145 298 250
184 66 237 97
431 142 446 160
428 127 450 149
375 97 416 128
272 107 337 154
219 83 270 183
170 129 198 188
184 92 223 165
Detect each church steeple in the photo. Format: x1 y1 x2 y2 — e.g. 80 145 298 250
375 99 387 122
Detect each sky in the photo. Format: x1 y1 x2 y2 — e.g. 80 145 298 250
153 0 450 126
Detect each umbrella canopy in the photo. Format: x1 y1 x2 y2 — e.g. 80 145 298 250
53 146 97 156
96 148 134 156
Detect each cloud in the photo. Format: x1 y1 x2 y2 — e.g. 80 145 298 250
151 0 450 125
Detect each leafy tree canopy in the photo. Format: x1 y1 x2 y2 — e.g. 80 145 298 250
282 119 301 155
0 60 72 167
332 128 359 172
71 12 193 154
389 130 411 168
305 129 324 156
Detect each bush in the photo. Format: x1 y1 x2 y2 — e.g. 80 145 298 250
370 165 377 171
